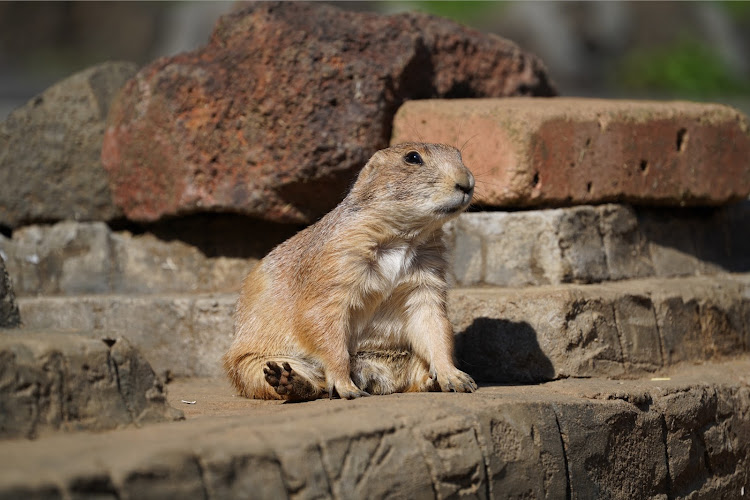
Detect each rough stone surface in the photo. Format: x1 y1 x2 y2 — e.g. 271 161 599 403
0 331 183 439
17 294 234 379
102 1 555 224
3 202 747 297
15 274 750 380
446 201 750 287
450 274 750 382
0 257 20 328
0 358 748 499
0 62 137 229
0 221 255 296
392 98 750 207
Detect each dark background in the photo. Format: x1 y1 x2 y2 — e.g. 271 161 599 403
1 1 749 119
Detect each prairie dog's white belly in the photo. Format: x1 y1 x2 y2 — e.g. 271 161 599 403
349 243 418 350
376 244 414 289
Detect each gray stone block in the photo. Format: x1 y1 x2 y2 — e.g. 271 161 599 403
0 331 183 439
451 274 750 382
16 274 750 380
17 294 235 378
0 62 137 228
0 221 256 296
448 202 750 287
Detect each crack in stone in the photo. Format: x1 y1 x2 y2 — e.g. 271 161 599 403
552 406 572 500
610 302 628 368
411 425 441 500
193 455 211 500
660 413 673 499
105 340 136 423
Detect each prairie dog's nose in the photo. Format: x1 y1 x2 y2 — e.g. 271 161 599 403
455 169 475 195
455 182 473 195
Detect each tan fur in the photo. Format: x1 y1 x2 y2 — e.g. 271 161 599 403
224 143 477 400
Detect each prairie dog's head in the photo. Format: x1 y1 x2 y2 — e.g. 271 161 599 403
349 142 475 227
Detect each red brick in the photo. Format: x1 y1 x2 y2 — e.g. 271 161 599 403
391 98 750 207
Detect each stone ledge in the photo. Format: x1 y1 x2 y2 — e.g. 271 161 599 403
1 358 748 499
16 274 750 380
0 331 183 439
0 221 255 296
392 97 750 207
451 273 750 382
445 201 750 287
4 202 748 297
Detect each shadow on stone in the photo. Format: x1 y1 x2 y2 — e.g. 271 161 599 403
636 201 750 274
455 317 555 384
110 213 305 259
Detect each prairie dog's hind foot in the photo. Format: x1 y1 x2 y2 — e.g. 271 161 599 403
264 361 323 402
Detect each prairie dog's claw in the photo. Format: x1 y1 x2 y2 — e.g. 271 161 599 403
437 369 477 393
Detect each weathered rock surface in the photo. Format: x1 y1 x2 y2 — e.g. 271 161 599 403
0 62 137 229
16 274 750 379
451 274 750 382
0 257 20 328
102 1 555 224
392 98 750 207
4 201 747 297
447 201 750 287
0 331 183 439
0 221 256 296
1 358 748 499
18 294 234 379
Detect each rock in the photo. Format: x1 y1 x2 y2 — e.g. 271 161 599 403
102 1 555 224
0 221 256 296
0 331 183 439
17 294 234 379
0 62 138 229
392 98 750 207
1 360 749 499
446 202 750 287
0 256 20 328
449 274 750 382
14 274 750 380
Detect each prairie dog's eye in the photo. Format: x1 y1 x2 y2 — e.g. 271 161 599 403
404 151 423 165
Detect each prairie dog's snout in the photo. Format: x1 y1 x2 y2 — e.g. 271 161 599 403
449 158 475 208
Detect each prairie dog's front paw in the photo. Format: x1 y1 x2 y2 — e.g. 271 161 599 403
436 368 477 393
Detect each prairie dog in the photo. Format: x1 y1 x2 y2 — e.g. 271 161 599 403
224 143 477 400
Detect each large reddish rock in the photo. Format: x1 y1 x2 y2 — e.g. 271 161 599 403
102 2 555 224
392 98 750 207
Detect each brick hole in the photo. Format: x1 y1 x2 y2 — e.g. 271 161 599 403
532 171 540 187
639 160 649 173
585 137 591 147
586 181 593 193
676 128 688 152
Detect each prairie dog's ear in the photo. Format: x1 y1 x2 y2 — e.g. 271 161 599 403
356 150 383 184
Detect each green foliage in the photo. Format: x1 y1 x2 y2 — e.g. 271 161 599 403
406 1 502 27
615 38 750 97
719 1 750 21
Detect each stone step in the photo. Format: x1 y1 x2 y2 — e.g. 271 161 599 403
16 274 750 380
0 330 183 440
1 357 749 499
2 201 748 297
0 220 258 296
446 201 750 287
392 97 750 207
